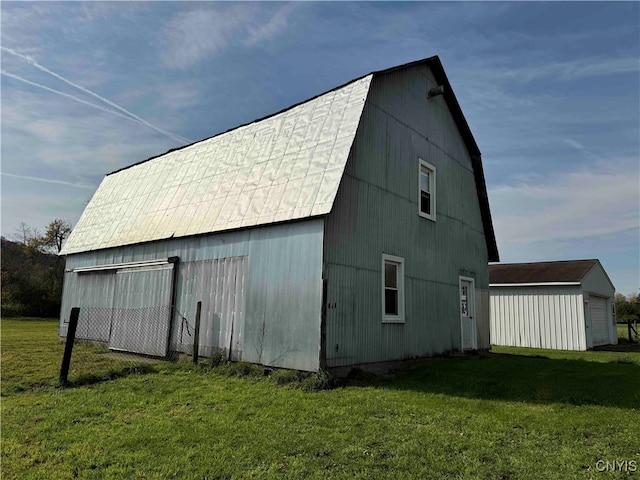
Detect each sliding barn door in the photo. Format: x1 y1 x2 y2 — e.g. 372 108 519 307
109 264 176 356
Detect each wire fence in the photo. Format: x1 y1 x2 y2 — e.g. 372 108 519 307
60 305 195 386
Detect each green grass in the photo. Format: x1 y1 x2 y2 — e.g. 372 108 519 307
618 322 640 343
2 318 639 479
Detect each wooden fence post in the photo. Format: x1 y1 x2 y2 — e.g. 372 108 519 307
193 301 201 364
60 307 80 385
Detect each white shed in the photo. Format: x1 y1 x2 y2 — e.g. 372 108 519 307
490 260 617 350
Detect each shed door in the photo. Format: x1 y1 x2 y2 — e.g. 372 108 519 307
590 296 608 346
109 264 175 357
460 277 477 350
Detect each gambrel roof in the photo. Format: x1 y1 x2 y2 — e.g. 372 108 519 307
62 56 498 260
62 76 372 254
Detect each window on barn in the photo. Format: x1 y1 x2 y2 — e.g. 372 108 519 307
418 159 436 221
382 254 405 323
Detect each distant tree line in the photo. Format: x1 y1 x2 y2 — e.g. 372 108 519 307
614 292 640 324
1 219 72 318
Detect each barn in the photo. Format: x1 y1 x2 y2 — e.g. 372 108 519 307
59 56 499 372
489 260 617 350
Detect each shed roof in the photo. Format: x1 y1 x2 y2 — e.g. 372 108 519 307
61 56 498 259
489 259 601 285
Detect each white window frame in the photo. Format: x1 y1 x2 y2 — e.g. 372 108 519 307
382 254 405 323
418 158 436 221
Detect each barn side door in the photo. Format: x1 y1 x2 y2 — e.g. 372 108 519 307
109 263 176 357
460 276 477 351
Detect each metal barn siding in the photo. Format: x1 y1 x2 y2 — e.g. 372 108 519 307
109 264 175 356
177 256 247 359
60 219 324 371
59 271 116 342
323 65 491 367
489 286 586 350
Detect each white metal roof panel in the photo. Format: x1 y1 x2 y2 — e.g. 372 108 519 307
62 75 372 255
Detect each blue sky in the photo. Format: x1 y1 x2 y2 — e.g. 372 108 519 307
1 2 638 296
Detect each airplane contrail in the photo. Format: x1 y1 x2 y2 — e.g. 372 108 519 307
1 172 95 189
1 46 192 144
2 70 142 125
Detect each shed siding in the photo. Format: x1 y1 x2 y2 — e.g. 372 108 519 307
581 263 616 345
581 263 615 297
490 286 586 350
61 219 324 371
323 65 490 367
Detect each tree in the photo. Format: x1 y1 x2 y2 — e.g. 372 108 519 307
39 219 72 254
13 222 32 244
13 222 41 250
1 236 64 317
12 219 72 254
615 293 627 304
1 219 72 317
616 297 640 323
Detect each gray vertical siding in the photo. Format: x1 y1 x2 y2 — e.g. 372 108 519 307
109 264 175 356
323 65 490 367
177 256 247 359
61 219 324 371
60 271 116 342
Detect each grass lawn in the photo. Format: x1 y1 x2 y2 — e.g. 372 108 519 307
618 322 640 343
2 318 639 479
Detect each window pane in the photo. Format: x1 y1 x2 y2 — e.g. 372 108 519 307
384 262 397 288
385 288 398 315
420 171 430 193
420 191 431 215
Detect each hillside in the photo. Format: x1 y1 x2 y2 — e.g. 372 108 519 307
1 237 64 317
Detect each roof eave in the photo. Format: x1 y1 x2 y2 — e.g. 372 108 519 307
422 56 498 262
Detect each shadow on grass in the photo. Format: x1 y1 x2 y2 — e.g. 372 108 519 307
373 353 640 409
595 343 640 352
2 365 159 396
61 364 158 389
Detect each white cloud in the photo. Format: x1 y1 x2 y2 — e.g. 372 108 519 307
245 4 298 46
159 4 299 69
1 173 93 190
490 157 640 249
1 87 176 190
115 82 201 112
160 7 244 69
2 47 191 144
493 57 640 84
